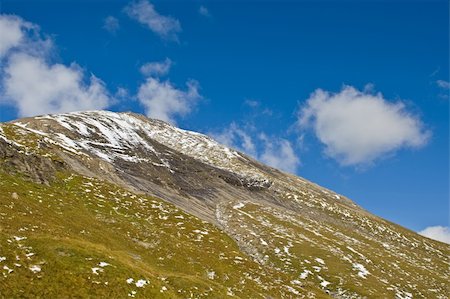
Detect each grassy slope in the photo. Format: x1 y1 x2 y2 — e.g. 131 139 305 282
0 122 448 298
0 171 330 298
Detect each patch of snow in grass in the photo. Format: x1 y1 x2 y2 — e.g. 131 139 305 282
91 267 103 275
227 288 234 296
207 270 216 280
233 202 245 209
193 229 208 235
285 285 300 295
315 258 325 265
319 276 331 288
29 265 41 273
291 279 302 285
135 279 148 288
353 263 370 279
395 291 413 299
98 262 110 267
299 270 312 279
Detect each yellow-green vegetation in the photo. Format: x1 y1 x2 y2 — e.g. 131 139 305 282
1 112 449 299
1 124 56 158
218 198 450 298
0 171 328 298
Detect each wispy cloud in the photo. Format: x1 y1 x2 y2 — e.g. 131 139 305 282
298 85 430 166
258 133 300 173
213 122 257 156
198 5 212 18
211 123 300 173
418 226 450 244
140 58 172 77
0 15 52 59
124 0 181 41
0 14 112 117
137 78 201 124
436 79 450 90
244 99 260 108
103 16 120 34
0 15 28 57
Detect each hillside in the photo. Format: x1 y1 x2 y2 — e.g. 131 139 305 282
0 110 448 298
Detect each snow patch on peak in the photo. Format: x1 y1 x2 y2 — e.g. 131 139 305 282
23 111 271 185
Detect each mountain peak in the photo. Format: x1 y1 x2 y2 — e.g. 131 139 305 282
0 110 448 298
11 110 268 182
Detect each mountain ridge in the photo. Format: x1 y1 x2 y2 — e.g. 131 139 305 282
0 110 448 298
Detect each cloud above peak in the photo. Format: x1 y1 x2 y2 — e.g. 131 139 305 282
436 79 450 90
137 77 201 124
3 53 110 117
259 133 300 174
103 16 120 34
198 6 212 18
124 0 181 41
418 226 450 244
0 15 27 57
212 124 300 174
140 58 172 77
0 15 52 59
0 14 112 117
298 86 430 166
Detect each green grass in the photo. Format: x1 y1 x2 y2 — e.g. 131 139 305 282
218 199 449 298
0 171 330 298
1 121 448 298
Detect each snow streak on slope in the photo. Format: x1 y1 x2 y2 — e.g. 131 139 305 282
14 111 270 186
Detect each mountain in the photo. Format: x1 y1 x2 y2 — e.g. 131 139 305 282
0 110 448 298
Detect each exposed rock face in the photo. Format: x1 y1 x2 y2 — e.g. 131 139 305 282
0 134 66 184
0 110 448 298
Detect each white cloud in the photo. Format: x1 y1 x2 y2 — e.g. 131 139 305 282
0 15 26 57
436 80 450 89
198 6 212 18
124 0 181 41
418 226 450 244
259 133 300 174
103 16 120 34
298 86 430 166
211 124 300 174
115 87 129 99
0 15 51 59
0 14 112 117
213 123 257 156
137 77 201 124
140 58 172 77
244 99 260 108
3 53 110 117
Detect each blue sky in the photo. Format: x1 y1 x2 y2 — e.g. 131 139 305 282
0 0 448 240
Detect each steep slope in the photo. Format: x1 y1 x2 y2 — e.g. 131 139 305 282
0 110 448 298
